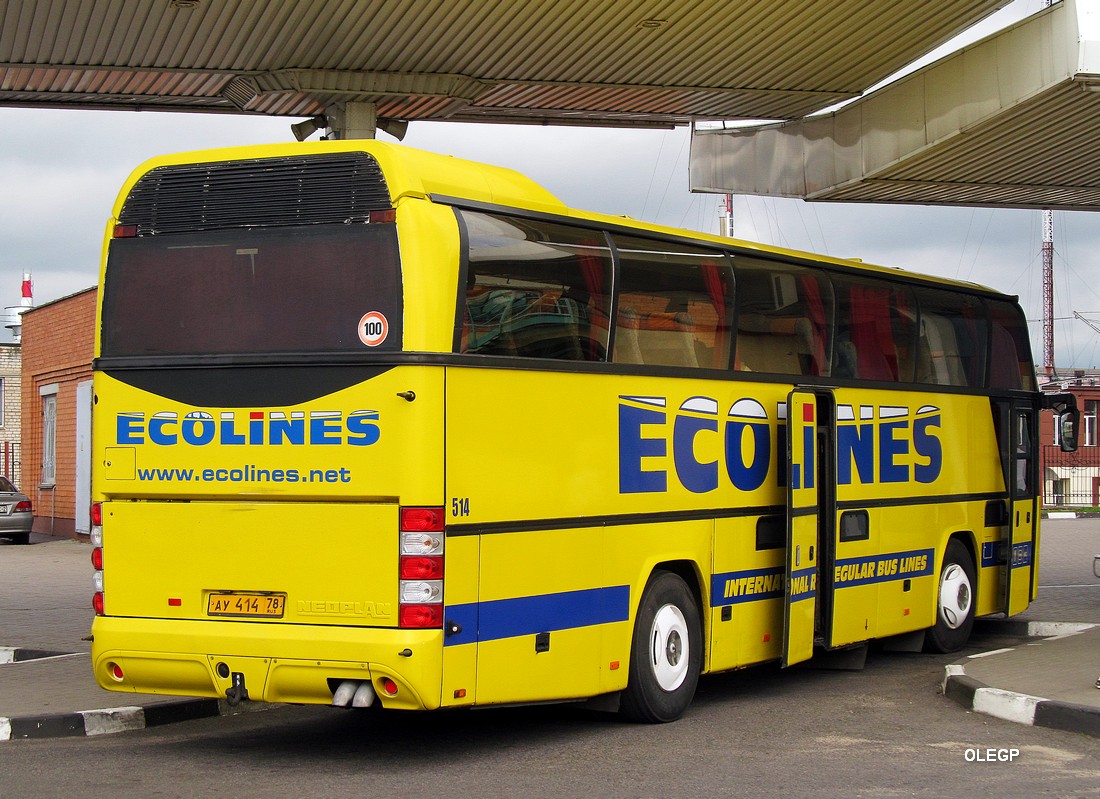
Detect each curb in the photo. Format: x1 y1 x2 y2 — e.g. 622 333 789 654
0 698 228 742
942 623 1100 739
0 647 74 664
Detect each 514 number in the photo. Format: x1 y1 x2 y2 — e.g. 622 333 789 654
451 497 470 517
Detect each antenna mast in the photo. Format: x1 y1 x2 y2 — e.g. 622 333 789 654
719 194 733 238
1042 209 1055 377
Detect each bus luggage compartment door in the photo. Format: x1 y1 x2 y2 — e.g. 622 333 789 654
783 389 821 667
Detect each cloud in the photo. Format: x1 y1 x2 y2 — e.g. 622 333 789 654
3 105 1100 368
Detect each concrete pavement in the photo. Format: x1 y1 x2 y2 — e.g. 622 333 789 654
2 534 1098 740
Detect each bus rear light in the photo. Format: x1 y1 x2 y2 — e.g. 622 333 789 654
107 662 124 681
400 579 442 604
398 604 443 629
91 503 105 615
399 506 445 628
369 209 397 224
401 531 444 556
112 224 138 238
400 556 443 580
400 506 445 532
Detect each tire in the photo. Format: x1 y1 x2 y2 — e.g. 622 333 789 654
620 570 702 723
925 539 976 653
2 533 29 545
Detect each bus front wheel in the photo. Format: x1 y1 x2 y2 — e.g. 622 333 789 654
620 570 701 723
925 540 976 653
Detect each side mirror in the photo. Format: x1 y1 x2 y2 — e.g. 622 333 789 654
1059 408 1080 452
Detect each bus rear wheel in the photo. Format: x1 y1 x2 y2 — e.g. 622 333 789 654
620 570 701 723
925 540 976 653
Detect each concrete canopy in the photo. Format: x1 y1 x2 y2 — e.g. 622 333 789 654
690 0 1100 210
0 0 1008 137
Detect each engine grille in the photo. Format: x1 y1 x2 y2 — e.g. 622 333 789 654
118 152 392 235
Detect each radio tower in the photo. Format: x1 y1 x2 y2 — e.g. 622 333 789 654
1042 209 1055 377
719 194 734 238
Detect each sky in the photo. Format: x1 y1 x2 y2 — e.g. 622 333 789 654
1 0 1098 370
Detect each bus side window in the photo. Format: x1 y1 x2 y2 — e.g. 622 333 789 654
989 301 1038 391
832 278 916 382
913 288 988 387
732 259 831 377
457 211 613 361
610 234 733 370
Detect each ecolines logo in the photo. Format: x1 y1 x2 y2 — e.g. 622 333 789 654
618 395 942 495
115 410 381 447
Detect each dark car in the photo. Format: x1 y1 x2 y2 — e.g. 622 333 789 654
0 476 33 545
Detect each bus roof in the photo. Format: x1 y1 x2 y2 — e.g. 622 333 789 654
114 139 1012 300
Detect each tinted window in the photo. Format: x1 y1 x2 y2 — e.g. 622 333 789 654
832 277 917 382
102 224 402 356
459 212 612 361
611 235 733 369
734 258 832 376
913 288 987 387
989 301 1037 391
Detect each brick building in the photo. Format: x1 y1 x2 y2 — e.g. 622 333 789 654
21 288 96 538
0 341 22 487
1040 371 1100 507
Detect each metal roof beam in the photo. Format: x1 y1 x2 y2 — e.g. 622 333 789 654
689 0 1100 209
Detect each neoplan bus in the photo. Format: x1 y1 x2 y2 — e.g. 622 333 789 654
89 141 1078 723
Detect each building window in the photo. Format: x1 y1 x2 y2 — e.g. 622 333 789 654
1085 400 1097 447
0 377 4 427
41 385 57 487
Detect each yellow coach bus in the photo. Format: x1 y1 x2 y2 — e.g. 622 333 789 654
89 141 1077 722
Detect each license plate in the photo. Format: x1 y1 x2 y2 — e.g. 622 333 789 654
207 592 286 618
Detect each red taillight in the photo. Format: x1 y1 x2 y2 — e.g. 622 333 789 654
399 555 444 580
13 500 31 513
398 604 443 628
369 209 397 224
400 506 445 532
112 224 138 238
91 501 104 615
399 507 445 629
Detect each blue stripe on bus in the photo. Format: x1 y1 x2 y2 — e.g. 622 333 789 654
980 541 1001 568
1010 541 1032 568
711 567 785 606
981 541 1033 569
833 548 934 588
443 585 630 647
789 567 817 602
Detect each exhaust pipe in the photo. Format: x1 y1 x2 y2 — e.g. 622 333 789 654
332 679 377 708
352 681 376 708
332 680 358 707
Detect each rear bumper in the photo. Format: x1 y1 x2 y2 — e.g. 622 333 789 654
91 616 444 710
0 512 32 533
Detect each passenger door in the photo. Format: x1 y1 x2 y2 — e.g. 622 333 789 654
783 389 831 667
1005 402 1039 616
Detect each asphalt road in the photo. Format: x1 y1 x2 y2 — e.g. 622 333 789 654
1 521 1097 798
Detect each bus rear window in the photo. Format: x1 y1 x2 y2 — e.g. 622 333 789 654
101 224 402 357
